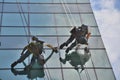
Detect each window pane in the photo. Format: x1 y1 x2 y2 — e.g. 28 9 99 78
55 14 82 26
3 3 28 12
1 26 100 35
96 69 116 80
0 50 27 68
90 50 111 67
77 0 90 3
30 14 54 26
2 14 28 26
0 70 28 80
81 14 97 26
1 27 26 35
53 0 90 3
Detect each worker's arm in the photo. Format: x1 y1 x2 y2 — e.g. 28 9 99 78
86 32 91 40
45 43 58 53
86 26 91 40
45 44 54 49
21 45 28 55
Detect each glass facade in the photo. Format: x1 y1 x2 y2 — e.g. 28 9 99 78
0 0 116 80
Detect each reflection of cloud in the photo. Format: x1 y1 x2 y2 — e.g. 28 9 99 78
90 0 120 79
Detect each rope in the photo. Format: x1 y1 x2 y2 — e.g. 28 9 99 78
62 0 77 26
59 0 74 27
77 70 82 80
0 0 4 46
44 70 50 80
16 1 34 79
16 0 29 43
76 0 83 25
84 65 91 80
27 0 31 43
89 50 98 80
45 64 52 80
53 13 65 80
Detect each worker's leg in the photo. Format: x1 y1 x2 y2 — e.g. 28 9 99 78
11 50 30 68
65 41 76 53
60 35 74 49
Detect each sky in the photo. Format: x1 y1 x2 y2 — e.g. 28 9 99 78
90 0 120 79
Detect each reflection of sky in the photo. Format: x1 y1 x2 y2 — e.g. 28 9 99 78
0 0 117 80
90 0 120 80
114 0 120 10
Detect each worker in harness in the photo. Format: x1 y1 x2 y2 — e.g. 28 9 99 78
11 36 56 68
60 46 91 71
11 47 58 79
60 24 91 53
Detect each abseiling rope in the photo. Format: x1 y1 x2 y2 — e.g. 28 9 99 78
0 0 4 46
16 0 29 43
60 0 75 27
61 0 77 26
76 0 83 24
53 13 65 80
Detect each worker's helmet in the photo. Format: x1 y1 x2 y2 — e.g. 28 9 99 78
32 36 38 41
81 24 88 31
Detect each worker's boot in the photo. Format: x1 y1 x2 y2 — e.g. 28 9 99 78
60 43 67 49
59 57 66 64
65 47 71 53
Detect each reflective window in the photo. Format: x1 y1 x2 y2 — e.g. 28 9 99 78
0 0 116 80
30 14 54 26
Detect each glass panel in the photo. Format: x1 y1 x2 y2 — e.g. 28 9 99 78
30 0 52 3
0 50 28 68
78 4 92 12
81 14 97 26
90 50 111 67
88 37 105 48
2 3 92 13
53 0 90 3
4 0 52 3
4 0 28 2
0 37 28 48
55 14 82 26
55 14 71 26
2 14 96 26
0 69 63 80
42 50 61 67
3 3 28 12
53 0 76 3
63 69 96 80
2 13 28 26
96 69 116 80
0 3 2 12
0 36 104 48
0 70 28 80
1 26 100 35
77 0 90 3
1 27 26 35
0 69 115 80
30 14 54 26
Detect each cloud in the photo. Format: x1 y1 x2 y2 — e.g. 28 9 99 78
90 0 120 79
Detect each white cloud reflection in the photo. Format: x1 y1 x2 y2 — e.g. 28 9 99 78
90 0 120 79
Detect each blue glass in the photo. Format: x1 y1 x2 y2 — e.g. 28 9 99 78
2 14 28 26
30 14 54 26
